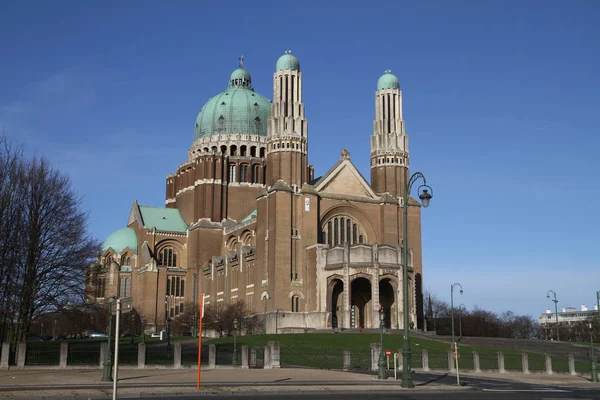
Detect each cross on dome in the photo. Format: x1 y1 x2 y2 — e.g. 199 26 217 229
238 55 244 68
385 69 392 74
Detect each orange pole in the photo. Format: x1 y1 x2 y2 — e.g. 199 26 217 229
196 294 204 389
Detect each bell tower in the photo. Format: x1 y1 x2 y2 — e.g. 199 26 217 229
370 70 408 199
266 50 309 189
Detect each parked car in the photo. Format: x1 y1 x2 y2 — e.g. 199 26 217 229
150 332 161 338
89 332 108 338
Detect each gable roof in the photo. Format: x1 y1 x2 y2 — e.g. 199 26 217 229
312 157 377 199
241 209 257 223
136 205 188 232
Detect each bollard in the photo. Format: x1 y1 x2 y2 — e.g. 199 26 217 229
241 346 249 369
545 354 553 375
421 349 429 372
138 343 146 369
521 353 529 374
472 351 481 373
208 344 216 369
497 352 505 373
343 350 351 371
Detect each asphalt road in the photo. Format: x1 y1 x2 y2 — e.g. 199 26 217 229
118 372 600 400
126 391 600 400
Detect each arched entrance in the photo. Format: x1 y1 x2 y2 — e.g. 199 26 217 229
351 277 372 328
379 278 395 329
330 279 343 328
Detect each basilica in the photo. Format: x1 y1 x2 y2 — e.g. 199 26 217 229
87 51 426 333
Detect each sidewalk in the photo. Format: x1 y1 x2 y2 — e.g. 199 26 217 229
0 368 469 399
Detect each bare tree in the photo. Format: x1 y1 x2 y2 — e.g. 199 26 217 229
424 289 449 331
0 135 100 342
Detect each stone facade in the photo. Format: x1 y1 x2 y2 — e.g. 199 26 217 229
87 53 425 333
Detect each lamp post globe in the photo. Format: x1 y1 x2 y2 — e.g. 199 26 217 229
419 189 432 208
377 307 387 380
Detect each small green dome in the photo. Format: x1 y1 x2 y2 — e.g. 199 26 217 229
194 67 271 140
276 50 300 71
377 70 400 90
102 227 138 254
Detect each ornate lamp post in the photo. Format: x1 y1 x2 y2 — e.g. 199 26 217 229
165 295 172 351
400 172 433 388
546 290 560 341
596 290 600 328
101 297 115 382
377 307 387 379
233 318 239 366
589 321 598 383
450 283 463 345
458 304 466 341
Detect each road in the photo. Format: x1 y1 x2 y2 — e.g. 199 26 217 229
116 372 600 400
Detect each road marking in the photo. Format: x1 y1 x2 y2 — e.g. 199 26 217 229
482 389 571 393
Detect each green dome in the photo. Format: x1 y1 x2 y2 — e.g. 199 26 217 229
276 50 300 71
102 227 138 254
377 70 400 90
194 67 271 140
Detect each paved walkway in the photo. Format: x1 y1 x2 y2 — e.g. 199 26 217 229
0 367 595 399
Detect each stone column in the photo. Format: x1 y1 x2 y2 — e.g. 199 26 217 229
0 342 9 370
59 342 68 369
371 272 380 329
568 354 576 376
269 341 280 368
241 345 249 369
343 350 351 371
17 343 26 370
100 342 107 368
343 270 351 329
421 349 429 371
263 345 272 369
497 352 505 373
208 344 216 369
545 354 553 375
174 343 182 369
521 353 529 374
473 351 481 373
250 347 257 368
138 343 146 368
370 343 380 371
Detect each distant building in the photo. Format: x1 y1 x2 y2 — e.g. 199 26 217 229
86 51 427 334
539 304 599 326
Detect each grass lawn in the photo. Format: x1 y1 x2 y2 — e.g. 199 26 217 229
205 333 591 372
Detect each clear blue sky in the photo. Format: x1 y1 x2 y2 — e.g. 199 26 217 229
1 1 599 319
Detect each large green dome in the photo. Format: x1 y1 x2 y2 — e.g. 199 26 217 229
377 70 400 90
102 227 138 254
194 67 271 140
276 50 300 71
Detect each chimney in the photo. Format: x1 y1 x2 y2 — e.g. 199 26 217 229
582 304 588 311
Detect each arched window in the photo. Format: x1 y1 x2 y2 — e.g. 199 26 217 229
158 247 177 267
322 215 367 246
229 164 237 183
291 295 299 312
240 164 249 182
252 164 260 183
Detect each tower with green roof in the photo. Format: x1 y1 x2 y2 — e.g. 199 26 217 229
370 70 409 198
265 50 311 189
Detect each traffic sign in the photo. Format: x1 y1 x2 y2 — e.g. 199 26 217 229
385 350 391 356
111 297 133 315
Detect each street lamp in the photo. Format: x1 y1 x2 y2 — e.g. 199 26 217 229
400 172 433 389
377 307 387 380
165 295 172 351
101 297 115 382
233 318 239 366
450 283 463 347
458 304 466 341
547 290 560 341
589 321 598 383
130 310 135 345
596 290 600 329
